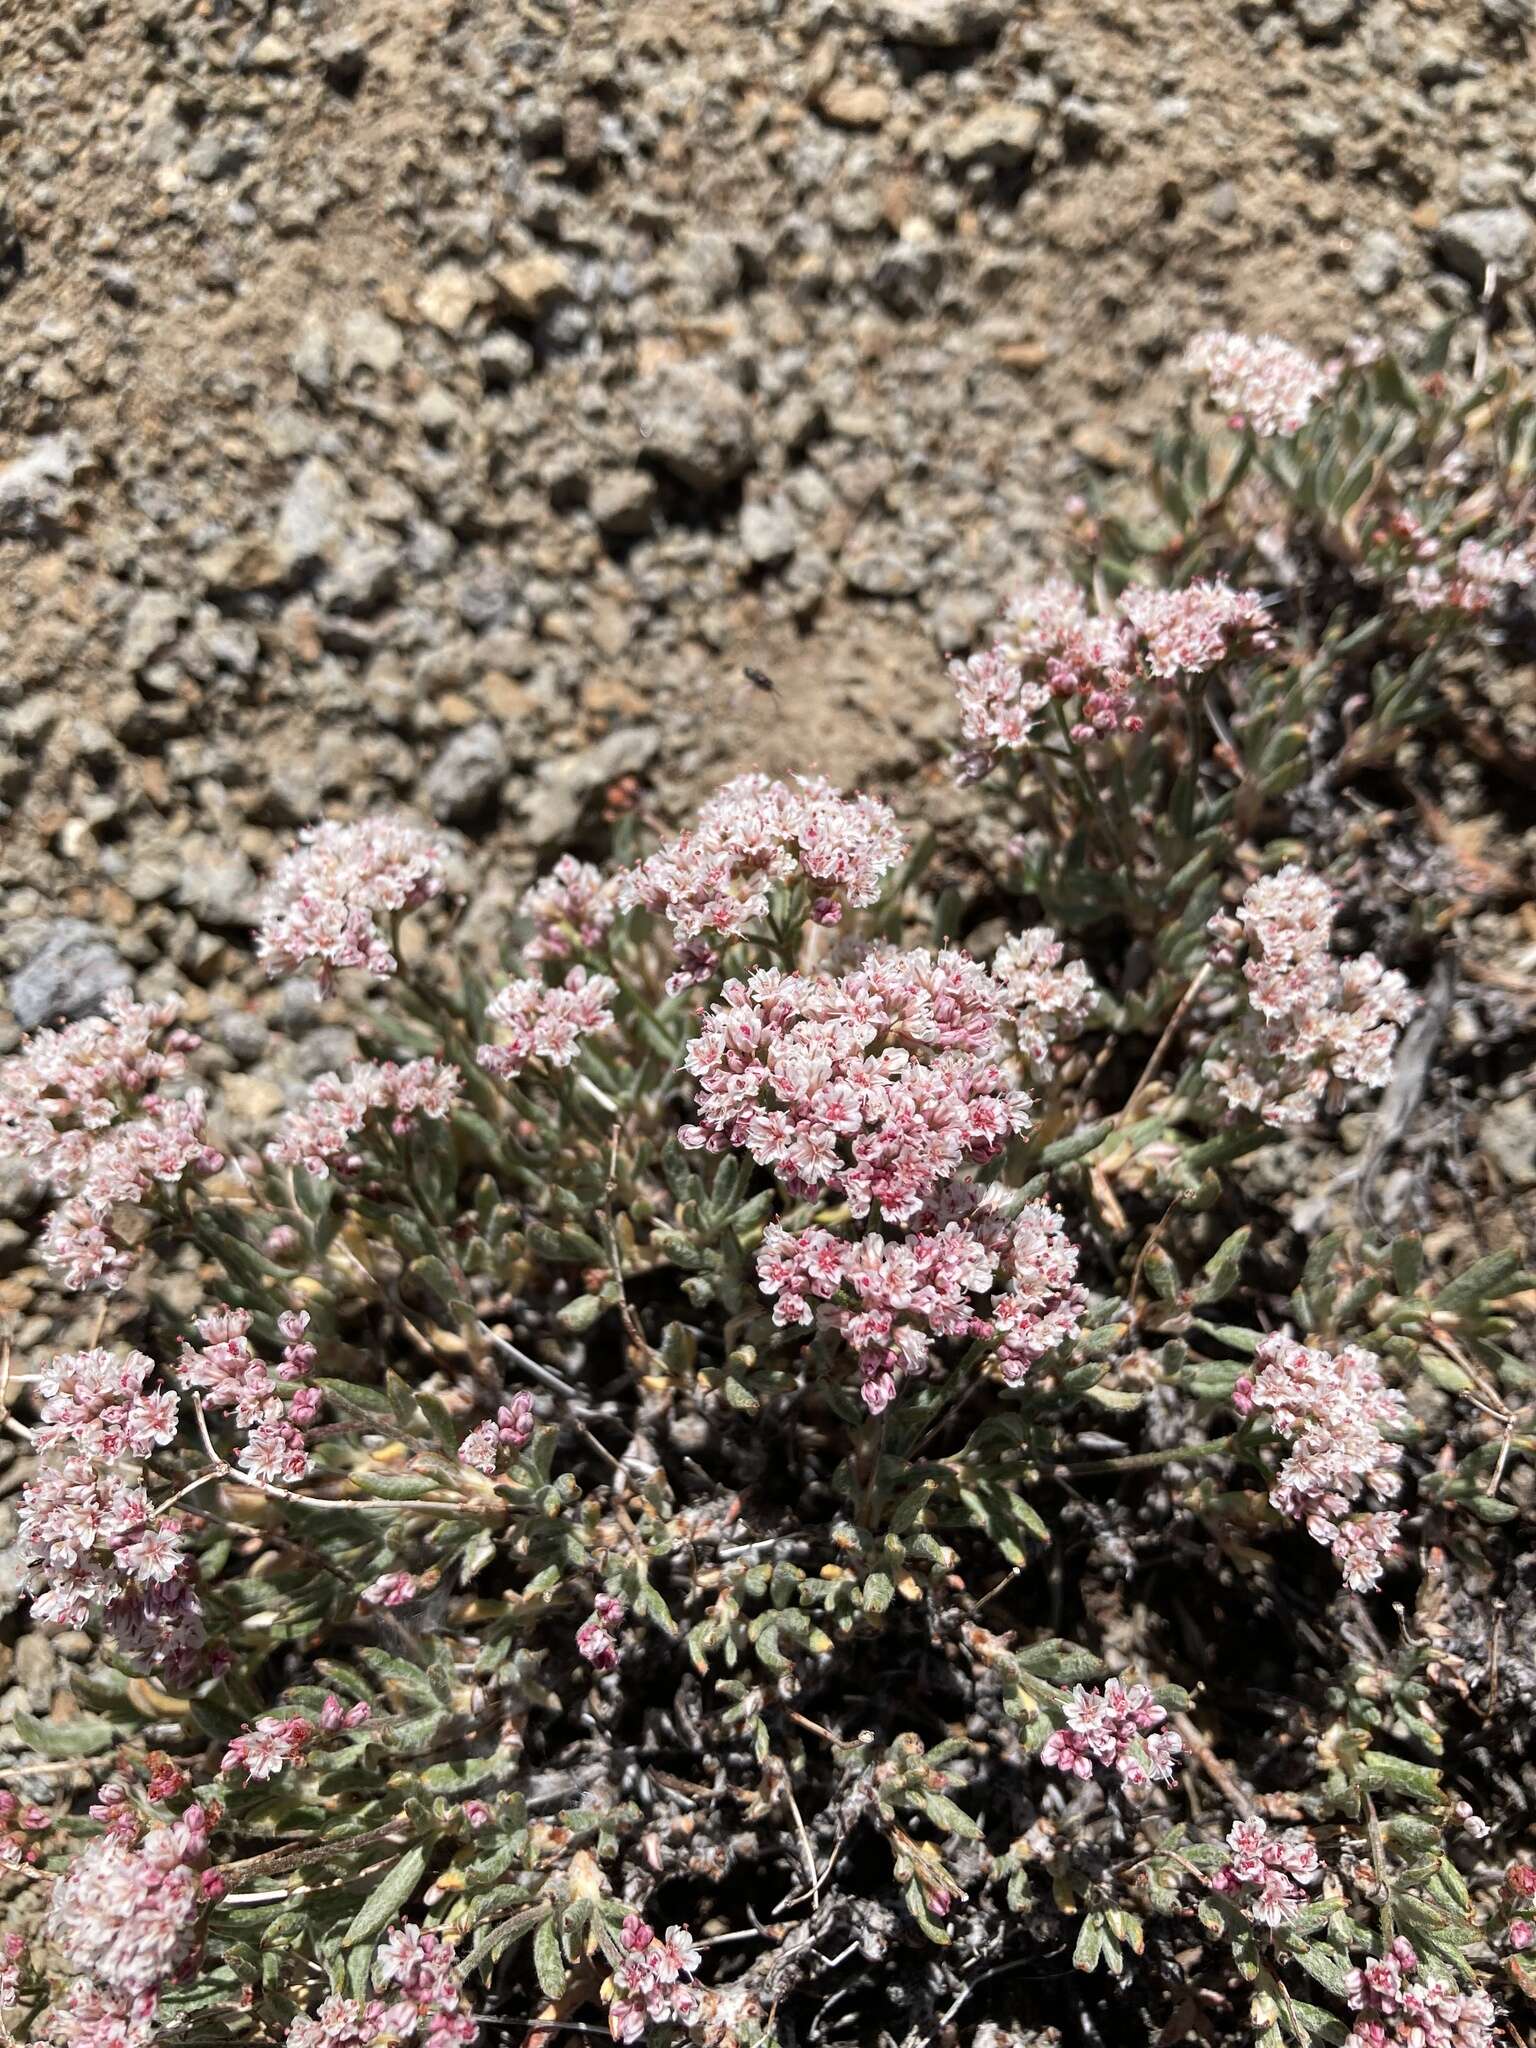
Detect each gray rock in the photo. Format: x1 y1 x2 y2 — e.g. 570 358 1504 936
1294 0 1359 34
120 590 183 673
591 469 658 536
1353 228 1406 299
522 726 660 850
480 333 535 388
425 720 510 826
177 844 260 930
1481 1095 1536 1188
740 496 800 566
942 105 1046 171
1437 208 1534 288
635 366 756 491
0 433 89 531
292 316 333 399
8 920 132 1032
929 588 996 652
861 0 1008 46
275 457 353 571
319 542 398 614
872 240 943 316
844 548 924 598
337 306 403 379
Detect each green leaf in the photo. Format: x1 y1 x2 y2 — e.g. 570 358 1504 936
342 1840 429 1945
14 1711 117 1758
1073 1915 1104 1972
1194 1227 1249 1305
533 1914 566 1999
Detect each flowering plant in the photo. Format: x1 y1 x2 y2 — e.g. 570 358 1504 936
4 332 1533 2048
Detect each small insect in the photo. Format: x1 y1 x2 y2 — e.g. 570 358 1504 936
742 666 778 695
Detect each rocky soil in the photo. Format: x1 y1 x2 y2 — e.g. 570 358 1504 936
3 0 1536 1677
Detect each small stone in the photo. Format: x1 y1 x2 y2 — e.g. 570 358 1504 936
319 542 398 614
1294 0 1358 32
740 497 800 566
591 469 658 536
292 315 333 399
1481 1096 1536 1188
521 726 660 851
872 239 943 317
416 265 482 335
861 0 1009 47
317 30 368 91
635 366 756 492
1353 228 1406 299
120 590 182 673
1437 208 1534 288
275 457 353 570
0 433 89 531
480 333 535 387
942 104 1046 171
494 252 573 322
425 720 510 826
817 82 891 129
930 588 996 653
178 846 260 930
248 30 296 68
8 920 131 1031
337 307 403 379
1071 422 1134 470
843 548 923 597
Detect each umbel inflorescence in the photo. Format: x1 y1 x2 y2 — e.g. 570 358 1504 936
6 327 1534 2048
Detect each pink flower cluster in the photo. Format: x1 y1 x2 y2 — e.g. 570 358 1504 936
476 966 618 1081
20 1347 204 1677
953 574 1274 773
267 1057 461 1177
619 772 906 990
578 1592 626 1672
47 1804 212 2005
1206 866 1415 1127
179 1304 318 1486
607 1914 703 2044
518 854 621 966
0 988 222 1291
222 1693 371 1784
1403 535 1535 616
758 1189 1085 1413
1040 1677 1183 1789
1184 331 1334 437
1116 581 1276 683
682 950 1031 1224
459 1391 536 1473
0 989 194 1158
34 1346 178 1462
1209 1815 1320 1926
1235 1333 1406 1591
1345 1938 1500 2048
257 817 446 984
285 1923 477 2048
991 927 1098 1068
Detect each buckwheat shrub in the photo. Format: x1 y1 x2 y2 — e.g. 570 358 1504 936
17 323 1533 2048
